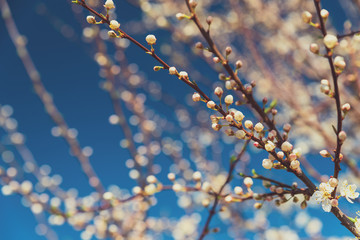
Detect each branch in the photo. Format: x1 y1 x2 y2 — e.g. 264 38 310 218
198 140 249 240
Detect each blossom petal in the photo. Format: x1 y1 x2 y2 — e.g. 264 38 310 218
322 198 332 212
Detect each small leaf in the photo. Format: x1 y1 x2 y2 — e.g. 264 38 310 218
264 99 277 113
332 125 337 134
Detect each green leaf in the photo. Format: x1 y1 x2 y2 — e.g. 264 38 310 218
230 155 237 163
264 99 277 113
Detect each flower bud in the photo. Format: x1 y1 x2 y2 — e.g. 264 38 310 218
235 60 243 69
192 171 202 181
167 173 175 181
189 0 198 8
277 151 284 159
153 66 162 71
144 184 157 195
262 159 273 169
329 178 338 187
214 87 223 97
146 175 157 183
289 153 297 161
219 73 226 80
265 141 276 152
244 120 253 129
132 186 142 194
212 123 222 131
104 0 115 9
195 42 203 49
283 123 291 132
341 103 350 112
320 9 329 20
179 71 188 79
339 130 347 142
334 56 346 71
225 114 233 122
281 141 293 152
275 187 283 194
330 198 338 207
234 186 243 195
169 67 177 75
290 160 300 169
254 122 264 132
321 79 330 86
323 34 338 49
224 195 233 203
109 20 120 30
302 11 312 23
207 100 216 109
234 111 244 121
210 115 218 123
224 95 233 105
224 82 232 91
108 30 117 38
225 46 232 55
176 13 186 20
145 34 157 45
310 43 319 54
213 57 220 63
192 92 201 102
319 150 330 157
86 16 96 24
235 130 246 139
254 202 262 209
243 177 253 188
206 16 213 25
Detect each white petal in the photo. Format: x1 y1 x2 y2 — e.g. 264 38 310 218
346 196 354 204
322 198 332 212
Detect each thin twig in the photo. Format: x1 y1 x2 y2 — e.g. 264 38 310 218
198 140 249 240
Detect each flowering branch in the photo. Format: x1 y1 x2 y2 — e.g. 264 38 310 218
337 30 360 39
198 140 249 240
312 0 344 196
183 0 316 192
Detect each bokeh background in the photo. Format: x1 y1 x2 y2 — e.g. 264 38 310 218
0 0 358 239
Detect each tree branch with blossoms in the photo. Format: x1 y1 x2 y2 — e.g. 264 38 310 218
69 0 360 238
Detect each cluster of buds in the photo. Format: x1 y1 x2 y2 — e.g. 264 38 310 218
333 56 346 73
143 175 160 195
225 80 237 90
210 114 221 131
320 79 331 95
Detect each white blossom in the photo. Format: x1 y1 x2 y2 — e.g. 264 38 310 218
312 182 334 212
340 180 359 203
